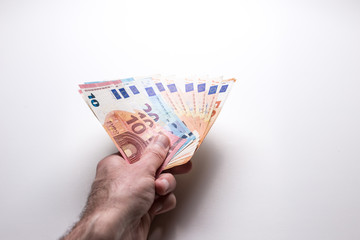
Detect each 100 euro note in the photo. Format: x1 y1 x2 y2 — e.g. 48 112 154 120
79 81 186 170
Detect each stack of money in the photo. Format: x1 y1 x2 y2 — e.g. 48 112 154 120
79 75 235 171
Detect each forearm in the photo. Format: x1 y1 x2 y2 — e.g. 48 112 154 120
61 135 176 240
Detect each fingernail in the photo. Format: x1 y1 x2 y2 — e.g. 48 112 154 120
155 134 170 149
155 203 163 214
161 178 170 192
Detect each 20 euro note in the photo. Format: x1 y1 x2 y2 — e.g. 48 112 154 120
79 75 236 170
116 77 199 166
79 81 186 169
133 77 198 155
152 76 197 133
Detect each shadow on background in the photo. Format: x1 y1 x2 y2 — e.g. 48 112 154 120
148 138 223 240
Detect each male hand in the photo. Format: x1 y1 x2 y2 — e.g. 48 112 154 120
62 134 192 240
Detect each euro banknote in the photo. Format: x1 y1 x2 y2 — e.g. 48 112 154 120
79 75 235 170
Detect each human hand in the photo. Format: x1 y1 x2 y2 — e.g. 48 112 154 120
62 134 192 240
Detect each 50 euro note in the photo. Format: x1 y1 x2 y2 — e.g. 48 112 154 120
134 77 197 147
145 76 202 168
117 77 189 139
198 76 223 138
152 76 196 133
178 78 197 127
110 78 197 167
79 81 186 170
202 78 236 141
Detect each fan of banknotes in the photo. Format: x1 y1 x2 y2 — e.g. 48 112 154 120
79 75 235 171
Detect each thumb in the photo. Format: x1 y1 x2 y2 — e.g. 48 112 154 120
138 133 170 175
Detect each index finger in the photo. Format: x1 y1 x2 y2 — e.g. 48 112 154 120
164 161 192 175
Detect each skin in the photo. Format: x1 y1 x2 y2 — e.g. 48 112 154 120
61 134 192 240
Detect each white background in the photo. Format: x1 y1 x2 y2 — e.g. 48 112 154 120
1 0 360 239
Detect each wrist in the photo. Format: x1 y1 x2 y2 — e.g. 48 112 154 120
84 208 129 240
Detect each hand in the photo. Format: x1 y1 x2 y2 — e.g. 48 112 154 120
61 134 192 240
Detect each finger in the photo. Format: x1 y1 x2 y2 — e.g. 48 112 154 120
155 173 176 196
148 193 176 220
96 154 124 176
137 133 170 175
165 161 192 175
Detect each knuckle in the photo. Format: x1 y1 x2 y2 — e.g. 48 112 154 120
146 144 167 160
162 173 176 187
96 155 121 172
169 193 177 208
170 176 177 189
